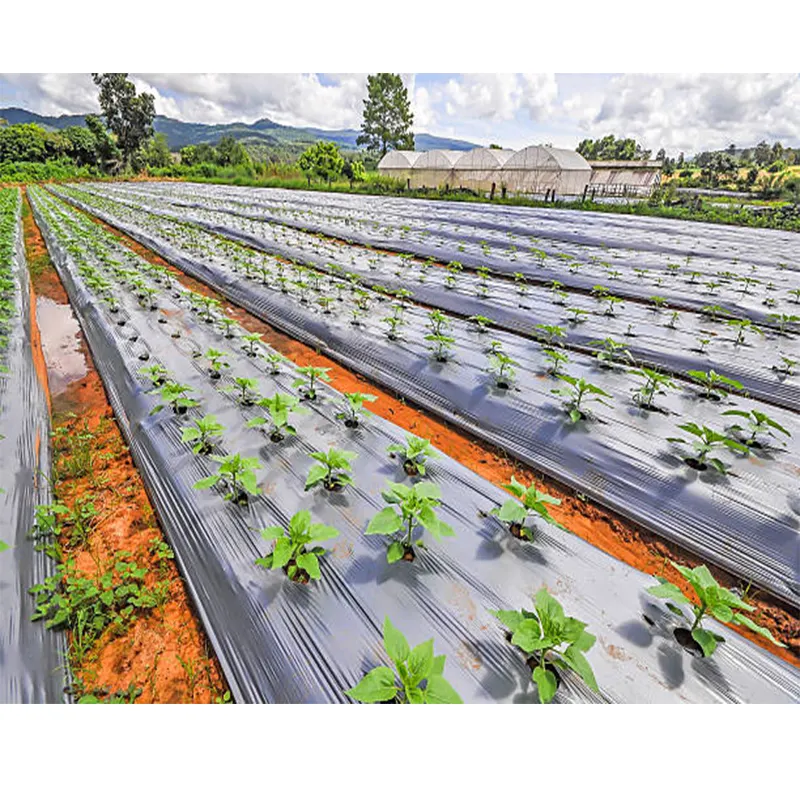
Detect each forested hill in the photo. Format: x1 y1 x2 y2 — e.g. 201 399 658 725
0 107 476 156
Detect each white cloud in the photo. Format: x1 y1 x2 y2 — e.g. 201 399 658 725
581 73 800 154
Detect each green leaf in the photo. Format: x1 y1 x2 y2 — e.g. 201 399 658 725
511 618 546 653
414 482 441 500
0 540 9 553
732 613 786 647
491 609 527 633
430 654 446 676
383 617 410 665
708 604 734 623
260 526 283 542
497 499 526 524
296 552 321 580
289 510 312 538
408 639 434 686
425 674 463 704
307 523 339 542
366 507 403 535
271 538 294 570
563 645 599 692
647 579 690 607
692 628 718 657
345 666 397 703
193 475 219 490
386 541 405 563
239 470 261 496
304 464 328 490
533 665 558 704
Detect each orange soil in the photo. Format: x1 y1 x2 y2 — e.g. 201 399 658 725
75 202 800 668
23 194 228 703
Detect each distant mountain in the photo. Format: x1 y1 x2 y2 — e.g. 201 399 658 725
0 107 477 157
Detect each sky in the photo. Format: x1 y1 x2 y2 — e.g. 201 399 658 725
1 72 799 156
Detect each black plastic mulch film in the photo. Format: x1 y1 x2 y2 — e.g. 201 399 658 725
51 185 800 608
0 190 68 703
28 186 800 704
95 181 800 326
81 183 800 412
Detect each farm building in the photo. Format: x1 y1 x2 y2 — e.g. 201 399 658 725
588 160 663 197
375 150 422 183
500 146 592 197
378 145 593 197
452 148 515 193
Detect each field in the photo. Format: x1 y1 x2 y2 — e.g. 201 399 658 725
2 181 799 703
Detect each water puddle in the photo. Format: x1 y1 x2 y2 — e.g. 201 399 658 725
35 296 88 396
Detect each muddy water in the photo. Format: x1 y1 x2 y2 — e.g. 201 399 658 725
35 296 87 396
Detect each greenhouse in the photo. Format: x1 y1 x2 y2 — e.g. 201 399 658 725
588 160 663 197
374 150 422 184
500 146 592 197
407 149 463 189
452 148 515 193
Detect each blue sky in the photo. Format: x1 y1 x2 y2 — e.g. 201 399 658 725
2 73 798 155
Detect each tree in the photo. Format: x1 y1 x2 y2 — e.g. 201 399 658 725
357 73 414 158
61 126 99 167
297 141 344 185
576 135 650 161
753 140 772 166
343 158 366 188
143 133 173 169
85 114 120 172
216 135 251 167
92 73 156 170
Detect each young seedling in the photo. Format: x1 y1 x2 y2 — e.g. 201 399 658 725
603 295 624 316
241 332 264 357
150 382 200 416
590 337 632 368
630 367 675 410
667 422 748 473
305 448 357 492
552 375 612 423
686 369 743 400
766 313 800 336
773 354 797 375
336 392 377 428
256 510 339 584
204 348 230 380
649 295 668 311
386 435 438 477
721 408 791 449
487 352 519 389
181 415 225 455
193 453 262 504
247 392 306 442
486 339 504 356
139 363 169 387
567 307 589 324
469 315 494 333
427 309 450 336
425 333 455 363
647 562 785 658
491 476 563 541
536 324 566 347
542 348 569 376
382 314 405 341
666 311 680 329
293 365 331 400
366 481 454 563
345 617 462 704
492 588 598 704
513 272 529 296
226 376 260 406
727 318 762 346
264 352 287 375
